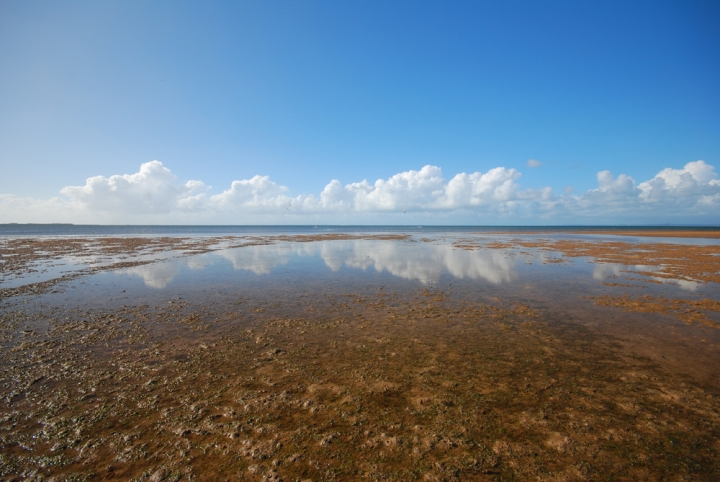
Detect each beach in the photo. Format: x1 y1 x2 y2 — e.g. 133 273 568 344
1 230 719 480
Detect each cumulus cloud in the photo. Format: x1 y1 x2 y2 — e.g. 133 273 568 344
1 159 719 224
319 165 524 213
60 160 208 213
210 176 290 210
567 160 720 218
638 160 720 206
320 165 444 211
576 171 641 214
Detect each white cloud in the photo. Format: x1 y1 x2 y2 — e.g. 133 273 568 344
435 168 522 209
210 176 290 210
638 160 720 203
319 165 524 213
1 159 719 224
564 160 719 220
0 193 76 223
527 159 542 168
321 165 446 211
60 160 208 214
574 171 641 214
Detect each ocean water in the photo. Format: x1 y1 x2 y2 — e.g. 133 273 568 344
2 223 719 236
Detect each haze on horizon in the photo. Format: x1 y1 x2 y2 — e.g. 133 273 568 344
1 0 719 225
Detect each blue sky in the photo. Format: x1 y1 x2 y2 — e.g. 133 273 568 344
1 0 719 224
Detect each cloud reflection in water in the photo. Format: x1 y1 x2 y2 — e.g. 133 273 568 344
120 263 181 289
119 240 520 288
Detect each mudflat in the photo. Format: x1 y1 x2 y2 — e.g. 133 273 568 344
491 229 720 239
1 233 719 480
573 230 720 239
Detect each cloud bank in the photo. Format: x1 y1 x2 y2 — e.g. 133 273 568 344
1 160 719 224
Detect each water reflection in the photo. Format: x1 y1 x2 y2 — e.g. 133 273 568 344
119 240 521 288
591 262 699 291
344 241 517 284
112 239 711 291
592 263 627 280
121 263 180 289
118 256 207 289
216 245 291 274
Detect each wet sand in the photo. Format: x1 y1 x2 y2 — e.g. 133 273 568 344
469 237 720 325
1 234 719 480
569 230 720 239
490 229 720 239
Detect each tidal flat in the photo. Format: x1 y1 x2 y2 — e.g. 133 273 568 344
1 232 720 481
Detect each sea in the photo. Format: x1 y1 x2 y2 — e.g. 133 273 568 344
1 223 719 236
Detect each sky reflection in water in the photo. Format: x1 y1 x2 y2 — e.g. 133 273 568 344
118 240 525 289
112 237 711 296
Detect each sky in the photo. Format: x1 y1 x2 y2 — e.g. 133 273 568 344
1 0 719 225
